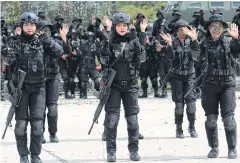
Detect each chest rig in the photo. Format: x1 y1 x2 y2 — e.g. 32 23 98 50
173 37 194 75
17 39 45 83
111 41 136 80
81 41 97 68
203 37 233 76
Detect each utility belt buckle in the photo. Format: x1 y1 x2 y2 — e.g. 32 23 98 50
121 81 128 85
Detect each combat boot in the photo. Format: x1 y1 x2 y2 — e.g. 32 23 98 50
138 90 148 98
228 148 237 159
65 92 73 99
130 151 140 161
70 94 75 99
41 135 46 144
138 133 144 139
154 89 161 98
30 155 42 163
49 134 59 143
159 89 168 98
188 123 198 138
176 124 184 139
107 152 116 162
20 156 30 163
207 147 219 158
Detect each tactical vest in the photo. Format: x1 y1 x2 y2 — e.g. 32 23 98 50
17 39 45 83
111 41 137 81
45 55 59 78
81 41 97 69
202 36 234 77
172 37 195 75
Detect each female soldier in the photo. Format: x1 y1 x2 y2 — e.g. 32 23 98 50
160 20 199 139
187 14 240 159
100 12 147 162
2 12 63 163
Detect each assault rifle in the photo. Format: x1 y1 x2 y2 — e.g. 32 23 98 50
2 70 26 139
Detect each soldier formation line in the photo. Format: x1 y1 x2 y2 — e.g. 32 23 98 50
1 6 240 163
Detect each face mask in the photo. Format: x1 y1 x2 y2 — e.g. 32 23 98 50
88 35 94 42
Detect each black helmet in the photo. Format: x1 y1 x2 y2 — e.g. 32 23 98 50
193 11 200 17
19 12 38 24
237 6 240 12
54 14 64 21
174 19 190 31
172 10 182 16
37 20 53 30
112 12 130 25
205 14 228 29
72 17 82 23
156 10 164 17
136 13 145 19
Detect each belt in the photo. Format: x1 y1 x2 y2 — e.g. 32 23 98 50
208 68 233 76
174 68 195 75
113 80 136 86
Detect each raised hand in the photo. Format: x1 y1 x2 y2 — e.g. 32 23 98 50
182 26 198 41
59 24 68 42
228 23 239 39
102 15 112 30
140 18 148 32
15 27 21 35
160 32 172 45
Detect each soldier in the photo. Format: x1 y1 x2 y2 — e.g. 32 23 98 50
134 13 145 35
196 14 239 159
37 20 67 144
52 15 71 99
77 31 100 99
161 20 199 139
37 10 46 20
138 26 160 98
1 12 63 163
152 10 169 39
189 10 205 30
232 6 240 30
100 13 147 162
168 10 181 34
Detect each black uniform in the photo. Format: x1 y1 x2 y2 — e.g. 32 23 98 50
168 20 199 139
78 32 100 98
168 10 181 34
198 14 240 159
139 40 160 98
52 15 72 99
100 12 146 162
37 20 63 144
1 12 63 163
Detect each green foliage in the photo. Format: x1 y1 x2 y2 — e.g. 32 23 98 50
116 1 167 23
4 1 21 25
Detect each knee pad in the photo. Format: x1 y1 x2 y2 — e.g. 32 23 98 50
48 105 58 117
105 114 119 129
186 102 196 114
205 114 218 129
175 103 184 115
223 115 236 132
151 78 158 88
31 121 43 136
14 120 28 136
126 115 139 130
81 82 87 90
94 79 100 91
